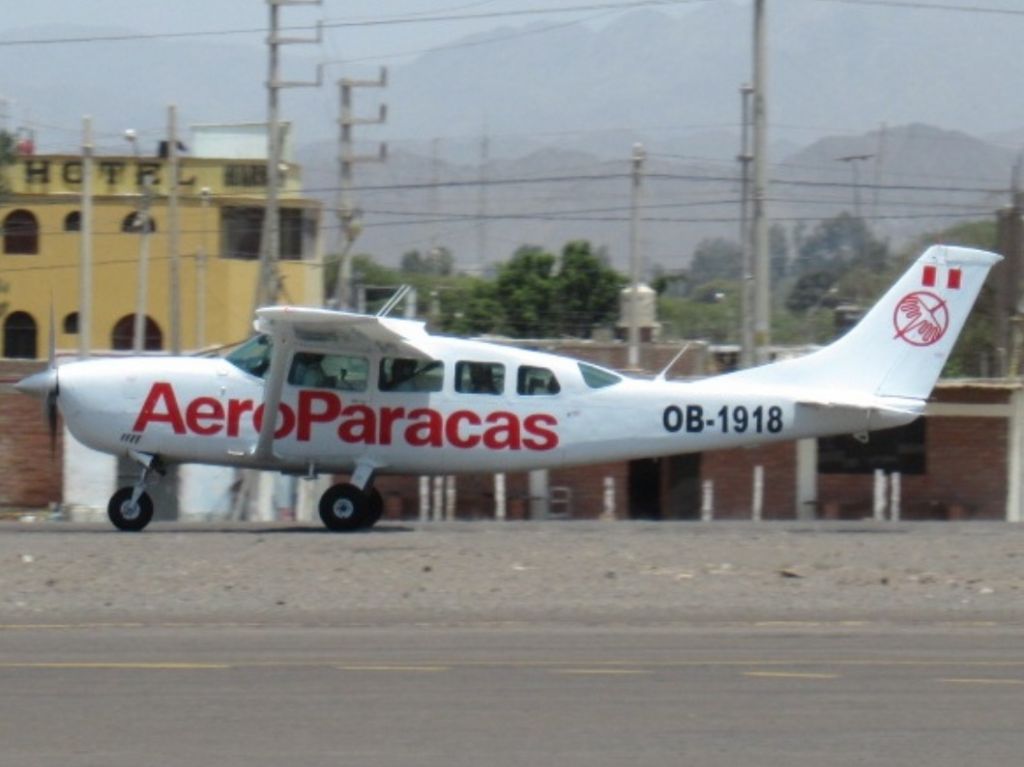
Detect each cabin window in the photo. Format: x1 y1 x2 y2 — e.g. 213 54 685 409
226 334 272 379
579 362 622 389
517 365 560 396
455 361 504 395
379 357 443 393
288 351 368 391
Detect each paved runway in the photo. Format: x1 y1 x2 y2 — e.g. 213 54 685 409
2 620 1024 767
3 520 1024 764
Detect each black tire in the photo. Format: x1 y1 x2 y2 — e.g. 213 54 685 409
107 487 154 532
366 487 384 529
319 483 372 532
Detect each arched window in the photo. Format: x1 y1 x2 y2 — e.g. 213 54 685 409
121 212 157 234
3 311 38 359
63 312 79 335
64 211 81 232
3 209 40 254
111 314 163 351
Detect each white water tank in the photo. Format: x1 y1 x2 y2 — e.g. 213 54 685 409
617 283 660 341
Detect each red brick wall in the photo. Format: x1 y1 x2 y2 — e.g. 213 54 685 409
0 361 63 509
701 441 796 519
371 462 628 521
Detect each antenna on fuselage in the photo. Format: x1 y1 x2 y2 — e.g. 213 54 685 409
654 342 694 382
376 284 412 317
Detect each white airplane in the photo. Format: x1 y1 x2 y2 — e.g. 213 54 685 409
15 244 1000 532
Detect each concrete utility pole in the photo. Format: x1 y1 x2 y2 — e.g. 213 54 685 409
167 104 181 354
837 153 874 264
628 142 646 370
132 174 154 353
751 0 771 364
996 164 1024 377
195 186 211 350
256 0 322 315
738 84 754 369
78 116 93 358
332 68 387 310
837 153 873 219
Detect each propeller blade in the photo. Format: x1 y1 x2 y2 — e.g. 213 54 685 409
46 387 59 457
48 300 56 368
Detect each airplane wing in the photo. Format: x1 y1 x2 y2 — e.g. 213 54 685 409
255 307 439 359
251 307 439 461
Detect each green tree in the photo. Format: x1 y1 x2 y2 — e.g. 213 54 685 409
441 240 625 339
769 222 789 281
493 246 558 337
786 270 839 314
552 241 625 337
400 247 454 277
688 238 742 287
438 277 502 336
793 212 889 275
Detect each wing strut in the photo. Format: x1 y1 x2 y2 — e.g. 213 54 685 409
252 325 292 463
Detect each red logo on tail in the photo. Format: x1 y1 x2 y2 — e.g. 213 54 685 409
893 291 949 347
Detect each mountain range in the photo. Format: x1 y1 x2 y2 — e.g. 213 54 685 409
3 2 1023 270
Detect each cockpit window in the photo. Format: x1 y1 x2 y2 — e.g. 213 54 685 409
226 334 272 379
578 362 622 389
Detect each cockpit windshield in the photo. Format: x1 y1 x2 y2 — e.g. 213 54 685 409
578 362 622 389
226 334 273 379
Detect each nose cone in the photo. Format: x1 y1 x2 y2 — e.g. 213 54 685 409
14 368 57 399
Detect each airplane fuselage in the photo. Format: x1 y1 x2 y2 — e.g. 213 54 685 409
58 343 914 477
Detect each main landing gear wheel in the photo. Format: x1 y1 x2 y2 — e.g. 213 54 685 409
319 483 383 532
107 487 155 532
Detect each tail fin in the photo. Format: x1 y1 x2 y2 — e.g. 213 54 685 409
723 245 1001 400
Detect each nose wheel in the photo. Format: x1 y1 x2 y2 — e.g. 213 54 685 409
107 487 155 532
318 483 383 532
107 452 164 531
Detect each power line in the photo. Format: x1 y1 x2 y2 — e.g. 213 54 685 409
0 0 705 47
812 0 1024 16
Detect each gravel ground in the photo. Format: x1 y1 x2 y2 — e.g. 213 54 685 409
1 520 1023 626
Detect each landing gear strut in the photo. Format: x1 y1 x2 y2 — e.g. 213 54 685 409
318 483 383 532
107 453 164 532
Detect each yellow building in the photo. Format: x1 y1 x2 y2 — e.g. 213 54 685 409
1 148 323 359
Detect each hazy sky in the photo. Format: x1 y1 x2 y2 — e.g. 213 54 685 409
2 0 700 65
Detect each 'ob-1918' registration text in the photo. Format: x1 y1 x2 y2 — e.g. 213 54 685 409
663 404 784 435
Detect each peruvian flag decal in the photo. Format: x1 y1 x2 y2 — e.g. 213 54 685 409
922 265 961 290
